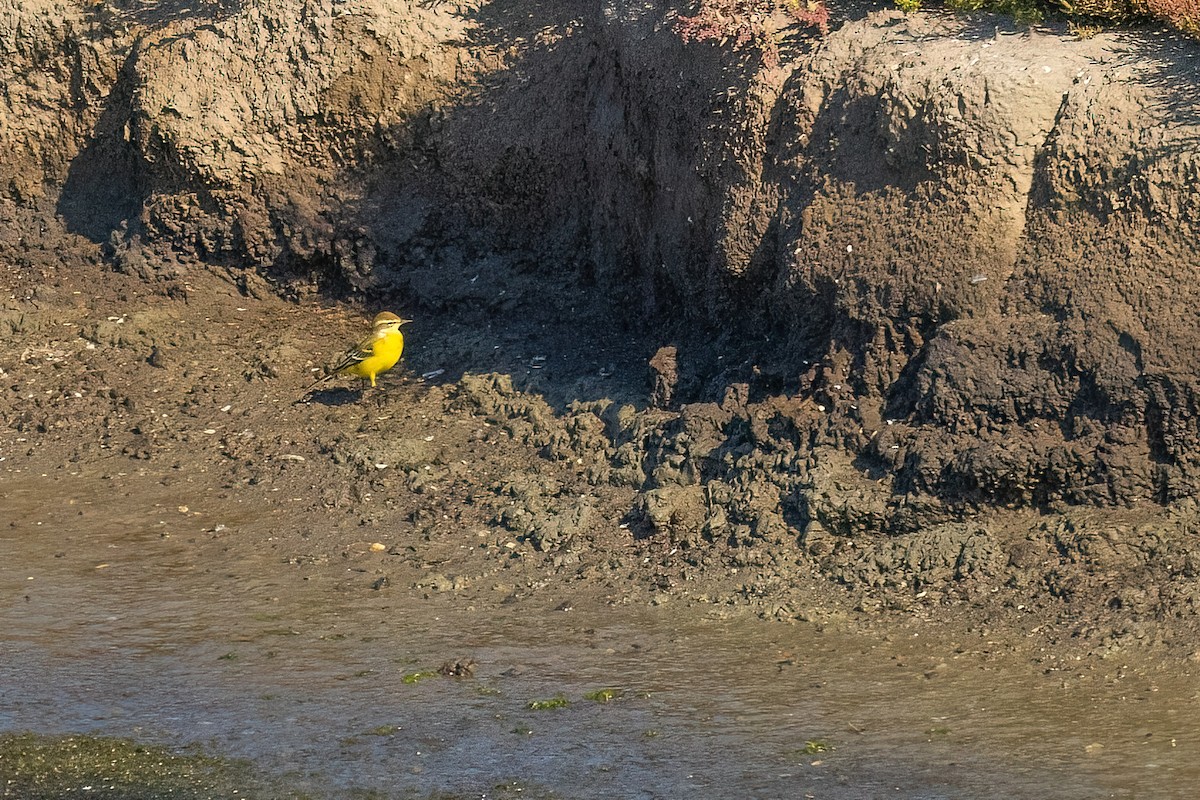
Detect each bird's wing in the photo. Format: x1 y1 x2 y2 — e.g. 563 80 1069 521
328 330 381 373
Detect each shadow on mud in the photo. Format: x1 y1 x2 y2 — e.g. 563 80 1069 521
297 385 369 407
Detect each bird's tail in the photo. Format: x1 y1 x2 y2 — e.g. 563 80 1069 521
307 370 334 389
295 370 333 403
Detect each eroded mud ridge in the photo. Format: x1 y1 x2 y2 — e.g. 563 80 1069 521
4 0 1200 651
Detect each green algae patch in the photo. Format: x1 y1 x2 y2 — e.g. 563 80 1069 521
364 724 400 736
0 732 263 799
584 688 621 703
401 670 438 684
525 696 570 710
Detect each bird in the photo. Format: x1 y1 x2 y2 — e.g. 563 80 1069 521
309 311 411 390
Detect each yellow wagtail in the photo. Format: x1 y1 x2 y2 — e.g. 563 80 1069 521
310 311 411 389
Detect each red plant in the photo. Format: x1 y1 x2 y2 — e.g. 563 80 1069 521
673 0 831 67
1142 0 1200 34
787 0 832 33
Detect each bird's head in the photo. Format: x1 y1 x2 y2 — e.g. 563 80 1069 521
372 312 412 329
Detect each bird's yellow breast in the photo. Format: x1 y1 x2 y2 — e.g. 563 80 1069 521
338 329 404 384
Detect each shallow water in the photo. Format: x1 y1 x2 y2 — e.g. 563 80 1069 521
3 476 1199 799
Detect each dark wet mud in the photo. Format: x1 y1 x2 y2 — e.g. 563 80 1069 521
6 579 1199 798
5 467 1200 799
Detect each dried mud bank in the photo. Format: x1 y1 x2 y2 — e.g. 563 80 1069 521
4 0 1200 655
